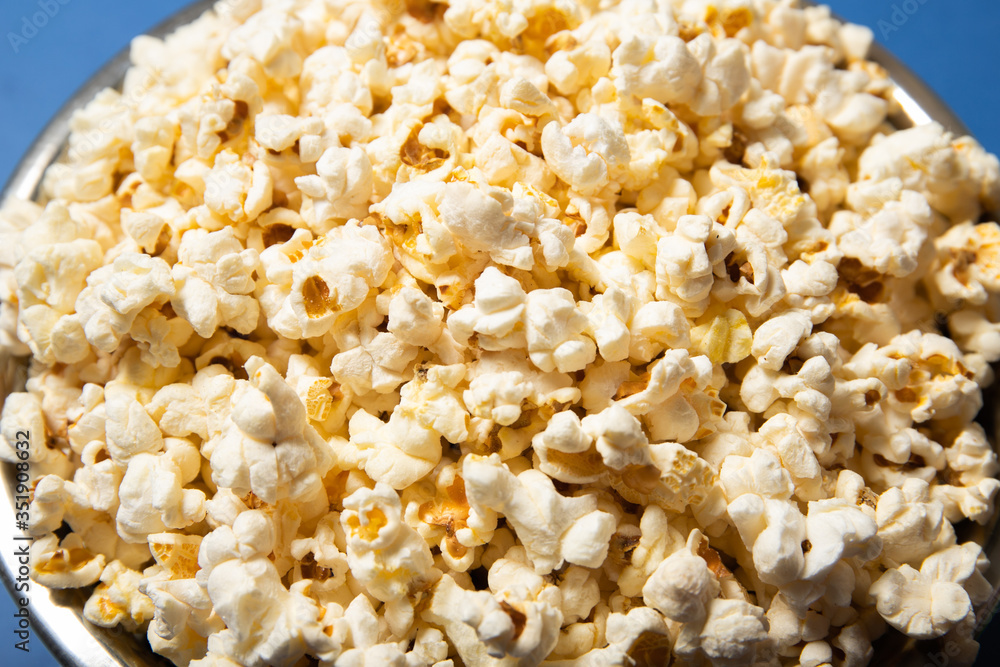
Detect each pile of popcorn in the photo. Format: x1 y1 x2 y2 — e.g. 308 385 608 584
3 0 1000 664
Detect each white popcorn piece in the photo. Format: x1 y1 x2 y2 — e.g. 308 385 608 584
295 146 373 232
116 447 207 544
448 266 527 351
0 392 71 475
832 189 933 279
751 309 813 371
643 546 720 624
523 287 596 373
374 177 533 275
197 510 339 666
546 40 611 96
875 478 956 567
611 34 702 107
142 574 225 666
330 324 418 396
132 116 179 183
685 33 752 117
387 287 446 349
343 401 443 491
932 423 1000 524
933 222 1000 307
871 543 991 639
285 354 352 433
341 483 438 634
674 598 769 667
129 310 195 369
410 461 496 571
948 307 1000 364
463 454 616 574
427 547 565 664
627 300 691 362
613 348 706 416
258 222 392 339
532 410 600 484
204 150 273 223
462 350 580 427
583 287 631 363
541 113 630 197
171 227 260 338
210 356 333 504
855 123 999 222
421 574 514 667
14 237 103 364
76 252 175 354
655 214 731 311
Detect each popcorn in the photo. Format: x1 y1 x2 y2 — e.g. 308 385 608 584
643 545 720 624
5 0 1000 664
427 547 565 664
257 222 392 339
832 189 933 279
871 543 991 639
209 356 333 504
31 533 106 589
203 151 273 223
116 448 207 544
296 146 374 232
628 300 691 362
411 462 493 571
14 237 103 364
171 227 260 338
342 405 442 490
142 574 225 666
0 392 71 476
448 267 528 351
654 214 720 310
546 40 611 97
875 478 956 567
932 222 1000 307
541 113 630 197
674 598 769 667
751 309 813 371
854 123 1000 222
611 34 702 108
462 350 580 427
523 287 597 373
84 560 154 631
341 484 438 614
76 252 175 354
463 454 615 574
330 323 418 395
196 510 333 666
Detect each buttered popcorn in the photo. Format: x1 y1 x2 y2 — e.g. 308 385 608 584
3 0 1000 665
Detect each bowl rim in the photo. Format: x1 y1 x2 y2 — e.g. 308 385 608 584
0 1 990 666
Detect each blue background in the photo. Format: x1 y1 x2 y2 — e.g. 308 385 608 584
0 0 999 665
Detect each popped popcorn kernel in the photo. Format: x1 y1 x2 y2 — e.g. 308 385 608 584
4 0 1000 664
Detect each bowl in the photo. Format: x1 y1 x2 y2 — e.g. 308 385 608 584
0 1 997 665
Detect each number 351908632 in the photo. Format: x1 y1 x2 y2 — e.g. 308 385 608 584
12 430 31 517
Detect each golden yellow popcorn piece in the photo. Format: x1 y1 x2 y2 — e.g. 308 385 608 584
148 533 203 580
690 308 753 364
